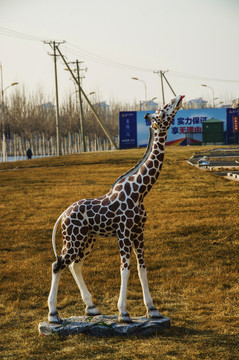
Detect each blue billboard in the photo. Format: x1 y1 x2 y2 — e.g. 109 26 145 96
167 108 227 145
119 111 137 149
119 108 232 148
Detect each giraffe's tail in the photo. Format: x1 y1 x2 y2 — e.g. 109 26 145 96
52 212 65 259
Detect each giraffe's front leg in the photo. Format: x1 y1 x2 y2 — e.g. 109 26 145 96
118 265 131 323
117 238 132 323
133 234 163 319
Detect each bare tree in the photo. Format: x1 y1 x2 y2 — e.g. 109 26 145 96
6 86 136 140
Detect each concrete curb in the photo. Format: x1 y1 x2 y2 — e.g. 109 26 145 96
226 173 239 181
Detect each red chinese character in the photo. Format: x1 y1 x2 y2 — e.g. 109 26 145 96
194 126 202 133
233 116 239 133
179 127 186 134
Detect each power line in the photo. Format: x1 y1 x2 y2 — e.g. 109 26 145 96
168 70 239 83
1 26 239 83
0 26 47 41
66 43 153 73
0 27 153 72
45 42 118 150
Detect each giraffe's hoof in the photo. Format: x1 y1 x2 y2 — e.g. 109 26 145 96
85 305 101 316
147 306 163 319
48 311 62 324
118 312 133 323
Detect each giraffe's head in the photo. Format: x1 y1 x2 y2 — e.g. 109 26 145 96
145 95 185 132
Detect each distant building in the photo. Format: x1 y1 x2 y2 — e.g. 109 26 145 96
93 101 110 121
140 100 158 111
39 102 55 111
218 104 231 108
184 97 208 109
232 98 239 109
42 102 55 108
94 101 110 113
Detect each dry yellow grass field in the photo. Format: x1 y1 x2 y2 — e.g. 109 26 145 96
0 146 238 359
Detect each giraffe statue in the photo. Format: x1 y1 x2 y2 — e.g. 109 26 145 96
48 95 185 324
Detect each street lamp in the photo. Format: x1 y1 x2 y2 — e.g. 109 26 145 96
1 81 19 162
131 77 147 109
2 82 19 97
1 81 19 108
1 82 19 116
201 84 215 108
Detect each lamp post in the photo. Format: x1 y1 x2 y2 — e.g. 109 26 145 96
131 77 147 109
0 72 19 162
201 84 215 108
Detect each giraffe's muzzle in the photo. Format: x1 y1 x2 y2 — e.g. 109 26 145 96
177 95 185 106
144 113 152 120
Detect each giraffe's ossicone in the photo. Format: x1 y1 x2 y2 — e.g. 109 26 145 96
48 95 185 324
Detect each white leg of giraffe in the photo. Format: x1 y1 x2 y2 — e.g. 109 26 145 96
133 239 163 319
69 261 101 316
48 262 63 323
137 266 163 318
117 266 131 323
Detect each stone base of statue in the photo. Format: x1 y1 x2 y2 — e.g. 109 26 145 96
38 315 171 337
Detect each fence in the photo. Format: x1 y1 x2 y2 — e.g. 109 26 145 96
0 133 117 162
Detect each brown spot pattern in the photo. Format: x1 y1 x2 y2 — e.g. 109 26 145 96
57 102 176 272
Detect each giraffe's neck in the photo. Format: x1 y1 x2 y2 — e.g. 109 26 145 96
134 130 167 200
112 127 155 187
112 127 167 202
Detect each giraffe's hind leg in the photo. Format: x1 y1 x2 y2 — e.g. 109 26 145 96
48 232 78 323
48 260 64 323
69 237 100 316
47 234 88 323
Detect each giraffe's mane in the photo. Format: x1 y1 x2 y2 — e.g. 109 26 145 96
111 126 155 188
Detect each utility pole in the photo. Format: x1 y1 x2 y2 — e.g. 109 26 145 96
0 63 6 162
67 60 87 152
153 70 177 106
76 60 86 152
55 45 118 150
53 41 61 156
153 70 166 105
44 40 65 156
162 72 176 97
160 70 165 106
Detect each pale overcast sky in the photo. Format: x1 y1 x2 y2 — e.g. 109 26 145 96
0 0 239 106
